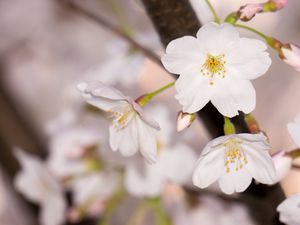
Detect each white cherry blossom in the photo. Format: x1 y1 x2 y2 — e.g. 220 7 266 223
70 172 117 220
162 22 271 117
125 143 197 197
193 133 276 195
14 149 66 225
77 81 160 163
277 194 300 225
288 113 300 147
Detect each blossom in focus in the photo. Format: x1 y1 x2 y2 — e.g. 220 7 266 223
193 133 276 195
280 44 300 72
237 4 264 21
125 143 197 197
272 150 292 182
277 194 300 225
69 172 117 221
14 149 66 225
77 81 160 163
162 22 271 117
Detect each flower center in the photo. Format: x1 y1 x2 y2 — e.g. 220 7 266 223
224 140 248 173
108 105 135 130
201 54 226 85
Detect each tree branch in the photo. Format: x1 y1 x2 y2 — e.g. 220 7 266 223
59 0 162 66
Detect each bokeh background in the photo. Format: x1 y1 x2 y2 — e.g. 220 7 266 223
0 0 299 224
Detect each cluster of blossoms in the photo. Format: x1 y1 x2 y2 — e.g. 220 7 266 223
12 1 300 225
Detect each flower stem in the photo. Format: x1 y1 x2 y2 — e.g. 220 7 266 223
234 24 273 45
205 0 221 24
103 0 135 37
136 81 175 106
147 198 172 225
223 117 236 135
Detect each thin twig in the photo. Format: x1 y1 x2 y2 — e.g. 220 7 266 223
59 0 162 66
292 164 300 170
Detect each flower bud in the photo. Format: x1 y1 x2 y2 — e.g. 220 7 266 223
176 111 196 132
280 44 300 72
272 150 292 182
265 0 288 11
237 4 264 21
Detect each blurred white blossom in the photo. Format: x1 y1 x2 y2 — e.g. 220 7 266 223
193 133 276 194
162 22 271 117
125 143 197 197
70 172 117 220
14 149 66 225
287 113 300 147
277 194 300 225
78 81 160 163
280 44 300 72
272 150 292 182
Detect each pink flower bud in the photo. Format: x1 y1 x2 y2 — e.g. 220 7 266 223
176 111 196 132
237 4 264 21
272 150 292 182
280 44 300 72
270 0 288 10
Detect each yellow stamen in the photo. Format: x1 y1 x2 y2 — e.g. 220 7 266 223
201 54 226 85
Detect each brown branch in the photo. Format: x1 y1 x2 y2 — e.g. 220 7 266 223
59 0 162 66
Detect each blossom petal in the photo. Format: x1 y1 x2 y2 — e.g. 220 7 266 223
227 38 271 80
40 196 66 225
210 79 256 117
77 81 128 111
218 168 252 194
196 22 240 53
175 73 214 113
243 143 276 185
192 147 225 189
136 116 158 163
162 36 205 74
287 115 300 147
109 121 139 157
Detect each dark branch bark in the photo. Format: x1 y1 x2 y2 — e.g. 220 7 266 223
141 1 285 225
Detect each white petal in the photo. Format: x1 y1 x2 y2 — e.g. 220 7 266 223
136 116 158 163
162 36 205 74
159 144 197 183
14 149 62 203
175 73 214 113
40 196 66 225
77 81 128 111
196 22 240 53
125 162 163 197
277 194 300 225
210 79 256 117
227 38 271 80
109 121 139 157
272 151 292 182
192 147 224 189
287 116 300 147
218 169 252 194
243 143 277 185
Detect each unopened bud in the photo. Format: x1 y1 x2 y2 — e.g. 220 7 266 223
176 111 196 132
264 0 288 12
244 114 261 134
280 44 300 72
237 3 263 21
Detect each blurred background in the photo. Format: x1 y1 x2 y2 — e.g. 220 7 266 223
0 0 300 224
